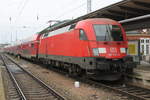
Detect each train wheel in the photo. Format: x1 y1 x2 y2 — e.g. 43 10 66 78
68 67 72 74
126 68 133 74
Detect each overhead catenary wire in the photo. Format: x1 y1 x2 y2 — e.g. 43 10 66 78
55 2 87 20
17 0 26 12
63 0 79 7
16 0 86 22
15 0 29 23
18 0 29 16
14 0 29 36
36 1 87 21
10 0 101 42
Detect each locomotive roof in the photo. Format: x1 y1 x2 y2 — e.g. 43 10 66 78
37 20 71 34
77 18 120 25
38 0 150 34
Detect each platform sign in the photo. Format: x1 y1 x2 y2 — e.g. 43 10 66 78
128 44 137 55
127 40 140 63
127 41 139 56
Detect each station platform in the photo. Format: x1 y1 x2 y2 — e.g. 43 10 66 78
134 61 150 80
126 61 150 87
133 68 150 80
0 66 5 100
137 61 150 71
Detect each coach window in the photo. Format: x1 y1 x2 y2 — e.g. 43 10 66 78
79 29 87 40
31 43 34 48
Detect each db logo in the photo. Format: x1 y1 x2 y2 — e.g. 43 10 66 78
110 47 117 53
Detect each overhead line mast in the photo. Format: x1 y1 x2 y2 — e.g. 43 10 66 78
87 0 92 13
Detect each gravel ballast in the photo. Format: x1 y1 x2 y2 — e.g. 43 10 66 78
10 56 131 100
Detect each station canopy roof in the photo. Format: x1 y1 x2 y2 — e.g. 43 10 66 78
80 0 150 21
39 0 150 34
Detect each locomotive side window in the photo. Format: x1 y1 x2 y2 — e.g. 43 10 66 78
48 25 70 37
79 29 87 40
94 24 123 41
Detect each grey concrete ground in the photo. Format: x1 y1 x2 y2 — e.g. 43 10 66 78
140 61 150 66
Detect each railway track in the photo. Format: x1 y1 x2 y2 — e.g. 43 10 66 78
2 68 21 100
111 83 150 100
4 54 150 100
30 58 150 100
83 79 150 100
37 61 150 100
0 54 66 100
39 61 150 100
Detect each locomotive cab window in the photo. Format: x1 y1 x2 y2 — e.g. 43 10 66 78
79 29 87 40
111 25 123 41
94 24 123 41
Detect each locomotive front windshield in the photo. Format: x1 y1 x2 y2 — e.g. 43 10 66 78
94 24 123 41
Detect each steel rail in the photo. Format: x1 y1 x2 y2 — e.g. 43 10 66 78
5 54 150 100
22 56 149 100
1 55 27 100
83 79 150 100
3 54 66 100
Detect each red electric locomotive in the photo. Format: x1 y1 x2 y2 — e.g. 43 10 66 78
38 18 136 80
5 18 136 80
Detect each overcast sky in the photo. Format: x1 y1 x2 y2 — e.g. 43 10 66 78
0 0 122 44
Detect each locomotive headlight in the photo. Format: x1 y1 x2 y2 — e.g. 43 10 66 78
98 48 106 53
120 48 126 53
93 48 99 56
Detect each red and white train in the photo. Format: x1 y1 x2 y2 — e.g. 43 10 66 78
5 18 136 80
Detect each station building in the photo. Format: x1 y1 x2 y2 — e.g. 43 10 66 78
126 29 150 63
